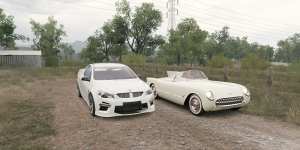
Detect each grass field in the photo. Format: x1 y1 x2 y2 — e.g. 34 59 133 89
129 64 300 125
0 67 77 150
0 64 299 149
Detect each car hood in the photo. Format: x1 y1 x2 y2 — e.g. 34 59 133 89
93 78 149 94
183 79 244 99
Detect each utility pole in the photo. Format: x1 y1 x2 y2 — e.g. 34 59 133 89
167 0 179 31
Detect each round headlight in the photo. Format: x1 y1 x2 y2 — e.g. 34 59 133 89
242 87 250 96
205 91 214 101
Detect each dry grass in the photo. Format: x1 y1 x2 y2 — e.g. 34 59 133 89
129 64 300 125
0 64 299 150
0 67 77 150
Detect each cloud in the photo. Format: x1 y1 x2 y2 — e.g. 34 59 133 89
1 0 300 47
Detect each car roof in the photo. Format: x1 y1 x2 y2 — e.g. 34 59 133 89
91 63 127 68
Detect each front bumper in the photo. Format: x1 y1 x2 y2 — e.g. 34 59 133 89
93 94 155 117
203 95 251 111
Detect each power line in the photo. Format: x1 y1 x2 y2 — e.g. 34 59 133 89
180 4 294 33
179 11 290 39
185 0 300 28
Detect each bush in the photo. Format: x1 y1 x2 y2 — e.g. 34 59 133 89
241 54 270 70
288 61 300 73
208 54 232 68
61 59 85 67
122 53 146 65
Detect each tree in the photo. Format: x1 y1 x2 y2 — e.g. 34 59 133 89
81 35 106 63
0 8 26 49
30 17 66 66
211 26 230 55
116 0 163 55
60 43 75 60
81 16 129 63
275 33 300 63
159 18 207 65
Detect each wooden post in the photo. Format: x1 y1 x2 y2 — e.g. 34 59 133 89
266 67 273 97
223 65 229 81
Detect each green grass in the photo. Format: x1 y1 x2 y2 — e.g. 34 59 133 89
0 99 54 150
129 64 300 125
0 67 62 150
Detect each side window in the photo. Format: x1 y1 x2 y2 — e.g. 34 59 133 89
84 65 92 80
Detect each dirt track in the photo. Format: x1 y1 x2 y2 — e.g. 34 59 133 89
43 79 300 150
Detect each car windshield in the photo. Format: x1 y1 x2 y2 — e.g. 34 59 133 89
181 70 208 79
93 67 138 80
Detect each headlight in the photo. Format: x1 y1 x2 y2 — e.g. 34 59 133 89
146 89 153 95
205 91 214 101
242 87 250 97
98 92 115 98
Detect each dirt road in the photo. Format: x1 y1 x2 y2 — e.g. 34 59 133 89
43 79 300 150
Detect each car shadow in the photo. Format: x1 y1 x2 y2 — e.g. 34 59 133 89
157 97 241 118
93 112 153 121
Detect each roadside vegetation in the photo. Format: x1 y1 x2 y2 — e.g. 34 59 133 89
0 68 79 150
128 63 300 125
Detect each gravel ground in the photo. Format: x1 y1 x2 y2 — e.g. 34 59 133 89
44 79 300 150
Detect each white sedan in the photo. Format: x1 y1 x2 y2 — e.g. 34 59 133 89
77 63 155 117
147 70 250 115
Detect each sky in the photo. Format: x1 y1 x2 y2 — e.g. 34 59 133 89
1 0 300 47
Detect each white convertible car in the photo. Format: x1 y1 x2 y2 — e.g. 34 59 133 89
77 63 155 117
147 70 250 115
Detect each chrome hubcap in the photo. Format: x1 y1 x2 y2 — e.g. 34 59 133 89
89 100 94 113
189 96 201 114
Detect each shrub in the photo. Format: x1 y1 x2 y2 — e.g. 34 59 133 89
241 54 270 70
208 54 232 68
122 53 146 65
288 61 300 73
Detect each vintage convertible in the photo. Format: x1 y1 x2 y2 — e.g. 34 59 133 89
147 70 250 115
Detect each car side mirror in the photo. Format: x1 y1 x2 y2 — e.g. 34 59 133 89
81 76 90 82
137 74 143 79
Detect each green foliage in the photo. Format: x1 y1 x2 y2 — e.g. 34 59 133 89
211 26 230 54
288 61 300 73
30 16 66 67
0 8 27 49
241 54 270 70
81 15 128 63
60 43 75 60
122 53 146 65
160 18 208 65
208 54 232 68
116 0 163 55
275 33 300 63
80 35 105 63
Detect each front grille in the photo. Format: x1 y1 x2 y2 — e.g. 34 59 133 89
115 101 145 114
117 93 130 98
132 92 143 97
216 96 244 106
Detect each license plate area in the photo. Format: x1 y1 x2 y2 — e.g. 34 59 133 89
114 101 142 114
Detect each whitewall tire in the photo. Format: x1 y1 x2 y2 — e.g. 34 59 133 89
188 94 203 115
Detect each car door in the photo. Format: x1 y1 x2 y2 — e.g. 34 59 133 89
81 65 92 102
162 77 186 105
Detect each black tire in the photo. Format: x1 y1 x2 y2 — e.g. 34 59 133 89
88 94 96 116
150 83 158 99
188 94 204 116
77 83 82 98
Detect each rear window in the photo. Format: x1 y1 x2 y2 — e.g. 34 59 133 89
93 67 138 80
